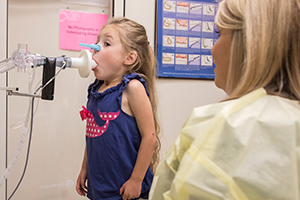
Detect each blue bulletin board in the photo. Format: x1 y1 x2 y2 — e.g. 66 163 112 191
156 0 220 79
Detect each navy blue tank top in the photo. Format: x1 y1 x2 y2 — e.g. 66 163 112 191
80 73 153 200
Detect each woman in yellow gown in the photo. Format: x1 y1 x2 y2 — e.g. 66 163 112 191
150 0 300 199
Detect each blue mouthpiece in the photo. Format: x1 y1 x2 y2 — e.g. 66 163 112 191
79 43 101 51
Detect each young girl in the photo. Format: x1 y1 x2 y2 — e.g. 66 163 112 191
76 17 160 200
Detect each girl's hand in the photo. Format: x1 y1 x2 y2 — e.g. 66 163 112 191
76 168 88 196
119 178 142 200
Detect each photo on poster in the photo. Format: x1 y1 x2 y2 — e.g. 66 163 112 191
156 0 220 79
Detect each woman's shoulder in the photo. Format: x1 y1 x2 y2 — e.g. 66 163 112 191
180 89 300 158
189 88 300 126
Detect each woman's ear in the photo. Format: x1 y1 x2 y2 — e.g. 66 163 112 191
124 51 138 65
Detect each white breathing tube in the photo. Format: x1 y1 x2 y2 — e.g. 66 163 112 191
0 103 31 187
0 66 35 187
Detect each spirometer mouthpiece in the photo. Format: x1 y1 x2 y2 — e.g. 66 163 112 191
70 49 97 78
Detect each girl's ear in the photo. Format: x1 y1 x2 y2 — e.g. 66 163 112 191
124 51 138 65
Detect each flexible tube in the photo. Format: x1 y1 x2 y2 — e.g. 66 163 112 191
0 65 35 187
8 97 34 200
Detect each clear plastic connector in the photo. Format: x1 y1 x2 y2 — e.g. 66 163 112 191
0 57 15 73
0 44 45 74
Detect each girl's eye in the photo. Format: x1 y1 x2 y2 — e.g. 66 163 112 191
215 30 220 38
104 42 110 46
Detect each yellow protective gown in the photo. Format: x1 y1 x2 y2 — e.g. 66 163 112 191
150 88 300 200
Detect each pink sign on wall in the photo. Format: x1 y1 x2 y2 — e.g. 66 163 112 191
59 10 108 51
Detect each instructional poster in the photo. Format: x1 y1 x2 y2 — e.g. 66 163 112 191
156 0 219 79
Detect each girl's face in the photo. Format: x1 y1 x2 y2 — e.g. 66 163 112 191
211 27 232 93
92 25 129 81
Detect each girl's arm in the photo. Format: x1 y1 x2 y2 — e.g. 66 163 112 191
120 79 157 200
76 146 88 196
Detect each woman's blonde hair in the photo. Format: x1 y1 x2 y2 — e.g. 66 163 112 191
215 0 300 100
98 17 161 172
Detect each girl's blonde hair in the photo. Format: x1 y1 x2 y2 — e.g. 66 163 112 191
215 0 300 101
99 17 161 172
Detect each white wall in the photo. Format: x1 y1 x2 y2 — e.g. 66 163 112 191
125 0 226 154
156 79 226 153
0 0 7 199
